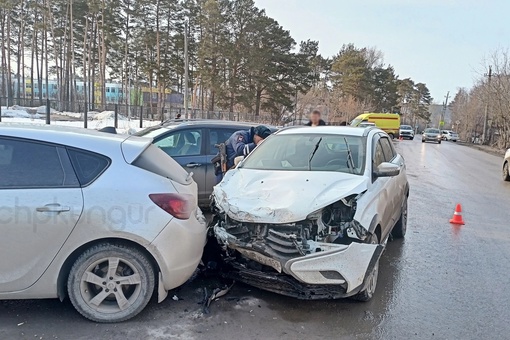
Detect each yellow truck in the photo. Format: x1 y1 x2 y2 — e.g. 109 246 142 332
350 113 401 139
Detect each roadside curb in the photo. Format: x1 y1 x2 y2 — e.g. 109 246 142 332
457 141 506 157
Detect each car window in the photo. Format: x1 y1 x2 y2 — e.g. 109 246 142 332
209 128 237 154
0 138 79 189
379 137 396 162
154 129 202 157
373 140 385 168
68 149 110 186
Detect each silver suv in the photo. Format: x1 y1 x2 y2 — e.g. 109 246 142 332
209 126 409 301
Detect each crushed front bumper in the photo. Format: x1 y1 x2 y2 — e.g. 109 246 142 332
213 224 384 298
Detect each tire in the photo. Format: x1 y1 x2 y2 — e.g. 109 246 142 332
438 140 441 144
388 133 394 139
503 162 510 181
67 243 155 323
421 139 425 143
352 233 380 302
392 197 408 239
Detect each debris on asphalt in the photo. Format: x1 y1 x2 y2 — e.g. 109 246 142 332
172 295 179 301
201 282 235 314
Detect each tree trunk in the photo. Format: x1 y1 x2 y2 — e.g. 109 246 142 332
6 14 13 105
0 10 6 99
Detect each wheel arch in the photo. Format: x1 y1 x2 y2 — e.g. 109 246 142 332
57 237 161 301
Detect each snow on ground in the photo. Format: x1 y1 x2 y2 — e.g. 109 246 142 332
1 106 160 134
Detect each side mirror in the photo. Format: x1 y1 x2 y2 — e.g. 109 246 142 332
374 162 400 178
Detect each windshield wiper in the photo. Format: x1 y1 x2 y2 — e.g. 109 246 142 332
343 137 356 174
308 138 322 171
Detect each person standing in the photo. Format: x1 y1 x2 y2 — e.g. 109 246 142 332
305 109 326 126
214 125 272 183
225 125 272 168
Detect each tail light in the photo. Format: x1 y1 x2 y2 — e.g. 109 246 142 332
149 193 194 220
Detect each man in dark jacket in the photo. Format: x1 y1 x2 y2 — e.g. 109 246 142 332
305 109 326 126
225 125 272 169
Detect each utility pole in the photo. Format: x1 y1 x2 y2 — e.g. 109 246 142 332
438 91 449 130
482 66 492 144
184 21 189 118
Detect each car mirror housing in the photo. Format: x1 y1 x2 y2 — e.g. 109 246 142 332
374 162 400 178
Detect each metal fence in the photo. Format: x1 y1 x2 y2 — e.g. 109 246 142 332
0 97 274 129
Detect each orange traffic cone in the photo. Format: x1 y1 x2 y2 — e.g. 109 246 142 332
449 204 465 225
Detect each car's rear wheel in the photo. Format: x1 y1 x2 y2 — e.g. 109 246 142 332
68 243 155 323
438 140 441 144
352 234 379 302
388 133 394 139
503 162 510 181
392 197 408 239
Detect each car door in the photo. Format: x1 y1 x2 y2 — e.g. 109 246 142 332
205 127 240 197
369 135 394 237
0 137 83 292
379 135 404 233
153 128 208 201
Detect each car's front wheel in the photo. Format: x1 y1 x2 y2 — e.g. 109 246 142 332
392 197 407 239
352 234 379 302
68 243 155 323
503 161 510 181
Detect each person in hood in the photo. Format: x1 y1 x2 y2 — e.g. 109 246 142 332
305 109 326 126
225 125 272 169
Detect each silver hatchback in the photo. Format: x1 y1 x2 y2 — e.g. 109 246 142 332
0 125 207 322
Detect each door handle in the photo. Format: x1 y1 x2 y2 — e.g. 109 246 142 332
186 162 202 168
36 204 71 213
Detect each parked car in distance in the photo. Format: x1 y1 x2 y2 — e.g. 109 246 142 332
350 113 400 139
0 124 207 322
503 148 510 181
209 126 409 301
441 130 459 142
399 125 415 140
422 128 442 144
136 120 277 207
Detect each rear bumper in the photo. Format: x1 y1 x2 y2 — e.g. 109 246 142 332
151 208 207 291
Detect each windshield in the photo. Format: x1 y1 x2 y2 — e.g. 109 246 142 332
240 134 366 175
425 128 440 134
400 125 412 130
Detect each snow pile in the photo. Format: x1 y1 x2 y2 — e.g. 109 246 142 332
1 106 41 119
91 110 128 121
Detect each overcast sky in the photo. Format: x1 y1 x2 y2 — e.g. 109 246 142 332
254 0 510 102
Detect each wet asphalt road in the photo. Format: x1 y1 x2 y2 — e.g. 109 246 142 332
2 138 510 340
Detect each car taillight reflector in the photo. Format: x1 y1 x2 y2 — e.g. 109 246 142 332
149 193 194 220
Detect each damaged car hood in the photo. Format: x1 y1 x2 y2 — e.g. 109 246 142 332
213 169 368 223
